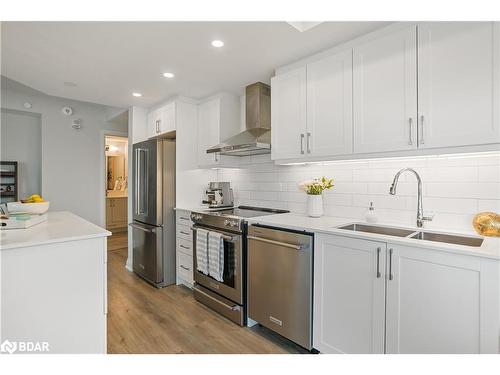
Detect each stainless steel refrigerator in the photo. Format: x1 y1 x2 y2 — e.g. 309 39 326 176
131 139 176 288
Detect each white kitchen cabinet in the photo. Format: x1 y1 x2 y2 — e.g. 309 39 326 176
314 233 500 354
385 243 499 354
307 50 353 157
147 101 176 138
271 67 307 160
417 22 500 148
197 94 240 168
353 26 418 154
314 234 386 354
106 197 127 230
175 209 194 287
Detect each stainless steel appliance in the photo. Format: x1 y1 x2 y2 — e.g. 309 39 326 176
202 182 234 208
131 139 176 288
247 225 313 350
206 82 271 156
190 206 288 325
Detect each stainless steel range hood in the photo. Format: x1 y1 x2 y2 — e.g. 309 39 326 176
207 82 271 156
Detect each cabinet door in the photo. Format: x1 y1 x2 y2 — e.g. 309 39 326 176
353 26 418 153
113 198 128 227
159 102 176 134
385 244 484 353
271 67 307 160
314 234 386 353
147 109 161 138
105 199 113 227
197 98 221 167
418 22 500 148
307 50 353 157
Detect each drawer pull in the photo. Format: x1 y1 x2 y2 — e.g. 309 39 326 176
179 245 190 250
180 265 190 271
180 231 190 235
179 216 190 221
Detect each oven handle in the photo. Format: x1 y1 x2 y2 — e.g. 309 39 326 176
192 224 236 241
247 235 304 250
194 286 241 311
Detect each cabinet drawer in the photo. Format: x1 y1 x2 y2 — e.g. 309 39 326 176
177 237 193 256
176 210 192 227
177 252 193 282
176 224 192 240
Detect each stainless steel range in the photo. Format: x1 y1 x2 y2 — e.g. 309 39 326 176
190 206 288 325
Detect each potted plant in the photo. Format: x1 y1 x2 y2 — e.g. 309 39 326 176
298 176 334 217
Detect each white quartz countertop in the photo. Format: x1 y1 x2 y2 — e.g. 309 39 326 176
175 206 233 213
0 211 111 250
247 213 500 260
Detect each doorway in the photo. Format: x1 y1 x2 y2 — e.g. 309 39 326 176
105 135 129 251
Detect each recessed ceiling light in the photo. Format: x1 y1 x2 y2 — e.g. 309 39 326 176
163 72 175 78
132 92 142 97
211 40 224 48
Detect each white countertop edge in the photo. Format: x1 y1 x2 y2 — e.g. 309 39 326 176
0 211 111 251
247 213 500 261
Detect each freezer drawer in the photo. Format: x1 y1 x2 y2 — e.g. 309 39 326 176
131 221 163 285
247 225 313 350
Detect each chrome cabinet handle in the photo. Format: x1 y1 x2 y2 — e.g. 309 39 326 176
388 248 394 281
300 133 305 154
180 231 190 235
376 247 381 278
408 118 413 145
248 235 304 250
307 132 311 153
180 265 190 271
419 115 425 145
179 216 189 221
179 244 190 250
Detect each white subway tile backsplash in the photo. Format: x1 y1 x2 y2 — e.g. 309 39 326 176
216 152 500 231
478 165 500 182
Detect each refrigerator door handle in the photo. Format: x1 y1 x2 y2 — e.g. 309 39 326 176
135 148 149 215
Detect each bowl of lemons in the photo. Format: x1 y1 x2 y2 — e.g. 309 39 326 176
7 194 50 215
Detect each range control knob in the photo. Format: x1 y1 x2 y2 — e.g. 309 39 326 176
224 220 231 226
231 221 239 228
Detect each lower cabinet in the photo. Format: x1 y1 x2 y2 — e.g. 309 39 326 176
314 233 500 354
175 209 194 287
106 197 127 230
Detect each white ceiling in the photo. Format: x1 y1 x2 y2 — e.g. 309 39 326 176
1 21 390 108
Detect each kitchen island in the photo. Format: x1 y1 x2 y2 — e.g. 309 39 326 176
0 211 110 353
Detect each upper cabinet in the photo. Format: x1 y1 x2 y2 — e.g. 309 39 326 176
147 101 176 138
271 50 353 161
271 67 307 160
353 26 418 153
307 50 353 157
197 93 241 168
271 22 500 163
417 22 500 148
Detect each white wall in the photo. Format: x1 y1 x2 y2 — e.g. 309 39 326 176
217 152 500 232
1 78 127 225
1 109 42 199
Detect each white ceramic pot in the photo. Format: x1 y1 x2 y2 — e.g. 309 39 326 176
307 194 323 218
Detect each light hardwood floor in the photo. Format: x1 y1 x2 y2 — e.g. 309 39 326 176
106 242 306 354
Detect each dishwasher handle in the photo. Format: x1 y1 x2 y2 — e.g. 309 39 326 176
247 235 305 250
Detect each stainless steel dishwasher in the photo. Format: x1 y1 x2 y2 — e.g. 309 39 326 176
247 224 313 350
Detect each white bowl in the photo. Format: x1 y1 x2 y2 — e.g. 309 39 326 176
7 201 50 215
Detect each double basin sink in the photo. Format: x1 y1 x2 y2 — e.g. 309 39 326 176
338 223 484 247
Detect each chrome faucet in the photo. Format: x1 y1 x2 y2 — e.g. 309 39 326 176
389 168 433 228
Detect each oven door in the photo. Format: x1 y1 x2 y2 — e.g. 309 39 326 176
192 225 243 305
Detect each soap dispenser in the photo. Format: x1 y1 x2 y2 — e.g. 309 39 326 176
365 201 378 223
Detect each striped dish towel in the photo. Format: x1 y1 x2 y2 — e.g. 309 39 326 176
208 231 224 282
196 228 209 275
